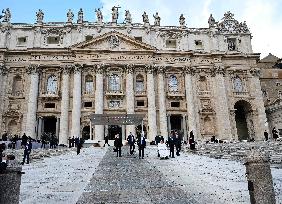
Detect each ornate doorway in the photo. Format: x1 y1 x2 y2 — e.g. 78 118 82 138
43 116 56 135
108 125 122 140
82 126 90 140
170 115 182 132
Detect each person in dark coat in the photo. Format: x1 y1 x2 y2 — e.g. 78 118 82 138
2 132 8 141
68 137 72 148
75 137 79 147
175 132 181 156
77 138 82 155
272 127 279 141
127 132 135 155
104 134 110 147
167 131 175 158
264 130 269 141
189 131 195 150
138 135 146 159
21 139 32 165
71 136 75 147
21 133 28 147
114 134 122 157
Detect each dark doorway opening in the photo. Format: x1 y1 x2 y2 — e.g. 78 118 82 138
170 115 182 132
108 125 122 140
136 125 147 138
234 100 252 141
82 126 90 140
43 117 56 135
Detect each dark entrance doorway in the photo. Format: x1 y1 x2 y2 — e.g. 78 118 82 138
234 100 253 141
170 115 182 132
136 125 147 138
43 117 56 135
82 126 90 140
108 125 122 140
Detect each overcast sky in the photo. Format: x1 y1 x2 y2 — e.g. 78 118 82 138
1 0 282 59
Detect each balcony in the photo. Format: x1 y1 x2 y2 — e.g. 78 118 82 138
135 91 146 96
105 90 125 99
166 91 184 99
40 92 60 100
233 91 249 97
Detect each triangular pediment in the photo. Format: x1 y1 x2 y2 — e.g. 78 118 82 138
72 31 157 52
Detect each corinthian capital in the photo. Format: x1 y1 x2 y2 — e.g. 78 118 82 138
61 64 74 74
95 64 107 74
156 65 166 74
124 64 134 74
183 66 196 75
211 64 226 77
73 63 82 73
0 64 8 76
145 64 155 74
26 64 40 74
250 67 261 77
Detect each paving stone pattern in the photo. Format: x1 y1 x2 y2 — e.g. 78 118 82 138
77 147 198 204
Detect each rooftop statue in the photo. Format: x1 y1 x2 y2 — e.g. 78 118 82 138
111 6 120 23
95 8 103 24
179 14 185 27
153 12 161 26
142 11 149 25
36 9 44 24
0 8 11 23
67 9 74 23
77 8 83 23
208 14 216 27
124 10 132 24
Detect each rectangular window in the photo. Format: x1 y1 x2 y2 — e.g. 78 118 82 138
171 101 180 107
134 37 142 42
137 100 145 107
84 102 92 108
45 103 55 108
85 35 93 41
47 36 60 44
227 38 236 51
195 40 203 49
17 37 27 45
166 39 177 48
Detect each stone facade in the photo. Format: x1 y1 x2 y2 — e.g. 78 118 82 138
0 8 268 143
258 54 282 136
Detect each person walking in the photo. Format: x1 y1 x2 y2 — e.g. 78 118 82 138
175 132 181 156
167 131 175 158
104 134 110 147
77 138 82 155
127 132 135 155
21 139 32 165
114 134 122 157
189 130 195 150
272 127 279 141
138 134 146 159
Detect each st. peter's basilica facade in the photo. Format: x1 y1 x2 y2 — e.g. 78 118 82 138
0 8 267 144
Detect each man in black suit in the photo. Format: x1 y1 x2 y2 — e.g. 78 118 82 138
127 132 135 155
175 132 181 156
138 135 146 159
114 134 122 157
21 139 32 165
167 131 175 158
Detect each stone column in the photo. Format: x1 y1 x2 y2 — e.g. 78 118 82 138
146 65 157 141
0 65 8 136
71 65 82 138
184 66 197 138
94 65 104 141
212 65 232 140
244 149 276 204
157 66 168 139
26 65 40 138
59 65 71 144
249 68 268 140
37 117 43 139
125 64 136 136
56 117 60 140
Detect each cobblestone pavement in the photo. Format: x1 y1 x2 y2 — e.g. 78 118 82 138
77 147 198 204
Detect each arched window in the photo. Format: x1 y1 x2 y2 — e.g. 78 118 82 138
109 74 120 91
46 75 57 94
12 75 23 95
85 75 94 94
168 75 178 92
135 74 144 93
234 76 243 92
